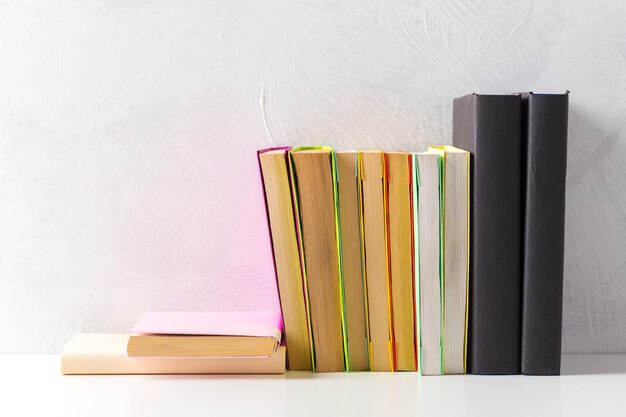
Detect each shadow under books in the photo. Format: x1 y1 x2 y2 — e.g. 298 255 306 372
127 372 317 381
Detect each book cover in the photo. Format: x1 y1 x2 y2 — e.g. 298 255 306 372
258 147 313 370
520 92 569 375
453 93 522 375
131 310 283 338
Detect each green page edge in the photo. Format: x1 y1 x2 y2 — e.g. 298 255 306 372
354 152 371 370
429 147 446 375
412 153 422 375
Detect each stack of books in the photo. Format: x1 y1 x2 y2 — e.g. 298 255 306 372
259 92 569 375
60 91 568 376
259 146 470 375
455 92 569 376
61 311 287 374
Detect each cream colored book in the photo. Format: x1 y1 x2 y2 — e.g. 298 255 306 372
430 146 469 375
62 334 286 375
290 147 347 372
415 152 442 376
386 151 416 371
259 147 313 370
359 150 393 372
336 151 369 371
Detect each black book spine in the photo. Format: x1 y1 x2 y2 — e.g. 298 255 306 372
453 94 522 374
521 92 569 375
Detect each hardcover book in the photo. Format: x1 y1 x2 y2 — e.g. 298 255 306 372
453 94 522 374
520 92 569 375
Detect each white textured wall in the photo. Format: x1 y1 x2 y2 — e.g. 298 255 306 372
1 0 625 353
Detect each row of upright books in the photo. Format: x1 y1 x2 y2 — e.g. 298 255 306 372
259 145 469 374
259 92 569 375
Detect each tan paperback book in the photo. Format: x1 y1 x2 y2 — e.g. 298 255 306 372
291 148 346 372
359 150 393 372
336 151 369 371
387 151 417 371
259 148 313 370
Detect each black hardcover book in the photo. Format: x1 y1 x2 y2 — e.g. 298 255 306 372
453 94 522 374
520 92 569 375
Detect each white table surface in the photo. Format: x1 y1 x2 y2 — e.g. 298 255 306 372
3 354 625 417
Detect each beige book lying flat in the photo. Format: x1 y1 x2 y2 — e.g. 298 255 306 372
62 334 286 375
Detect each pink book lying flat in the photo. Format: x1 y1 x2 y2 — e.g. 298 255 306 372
61 334 286 375
128 310 283 358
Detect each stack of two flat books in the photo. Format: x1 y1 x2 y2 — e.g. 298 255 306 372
61 311 286 374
